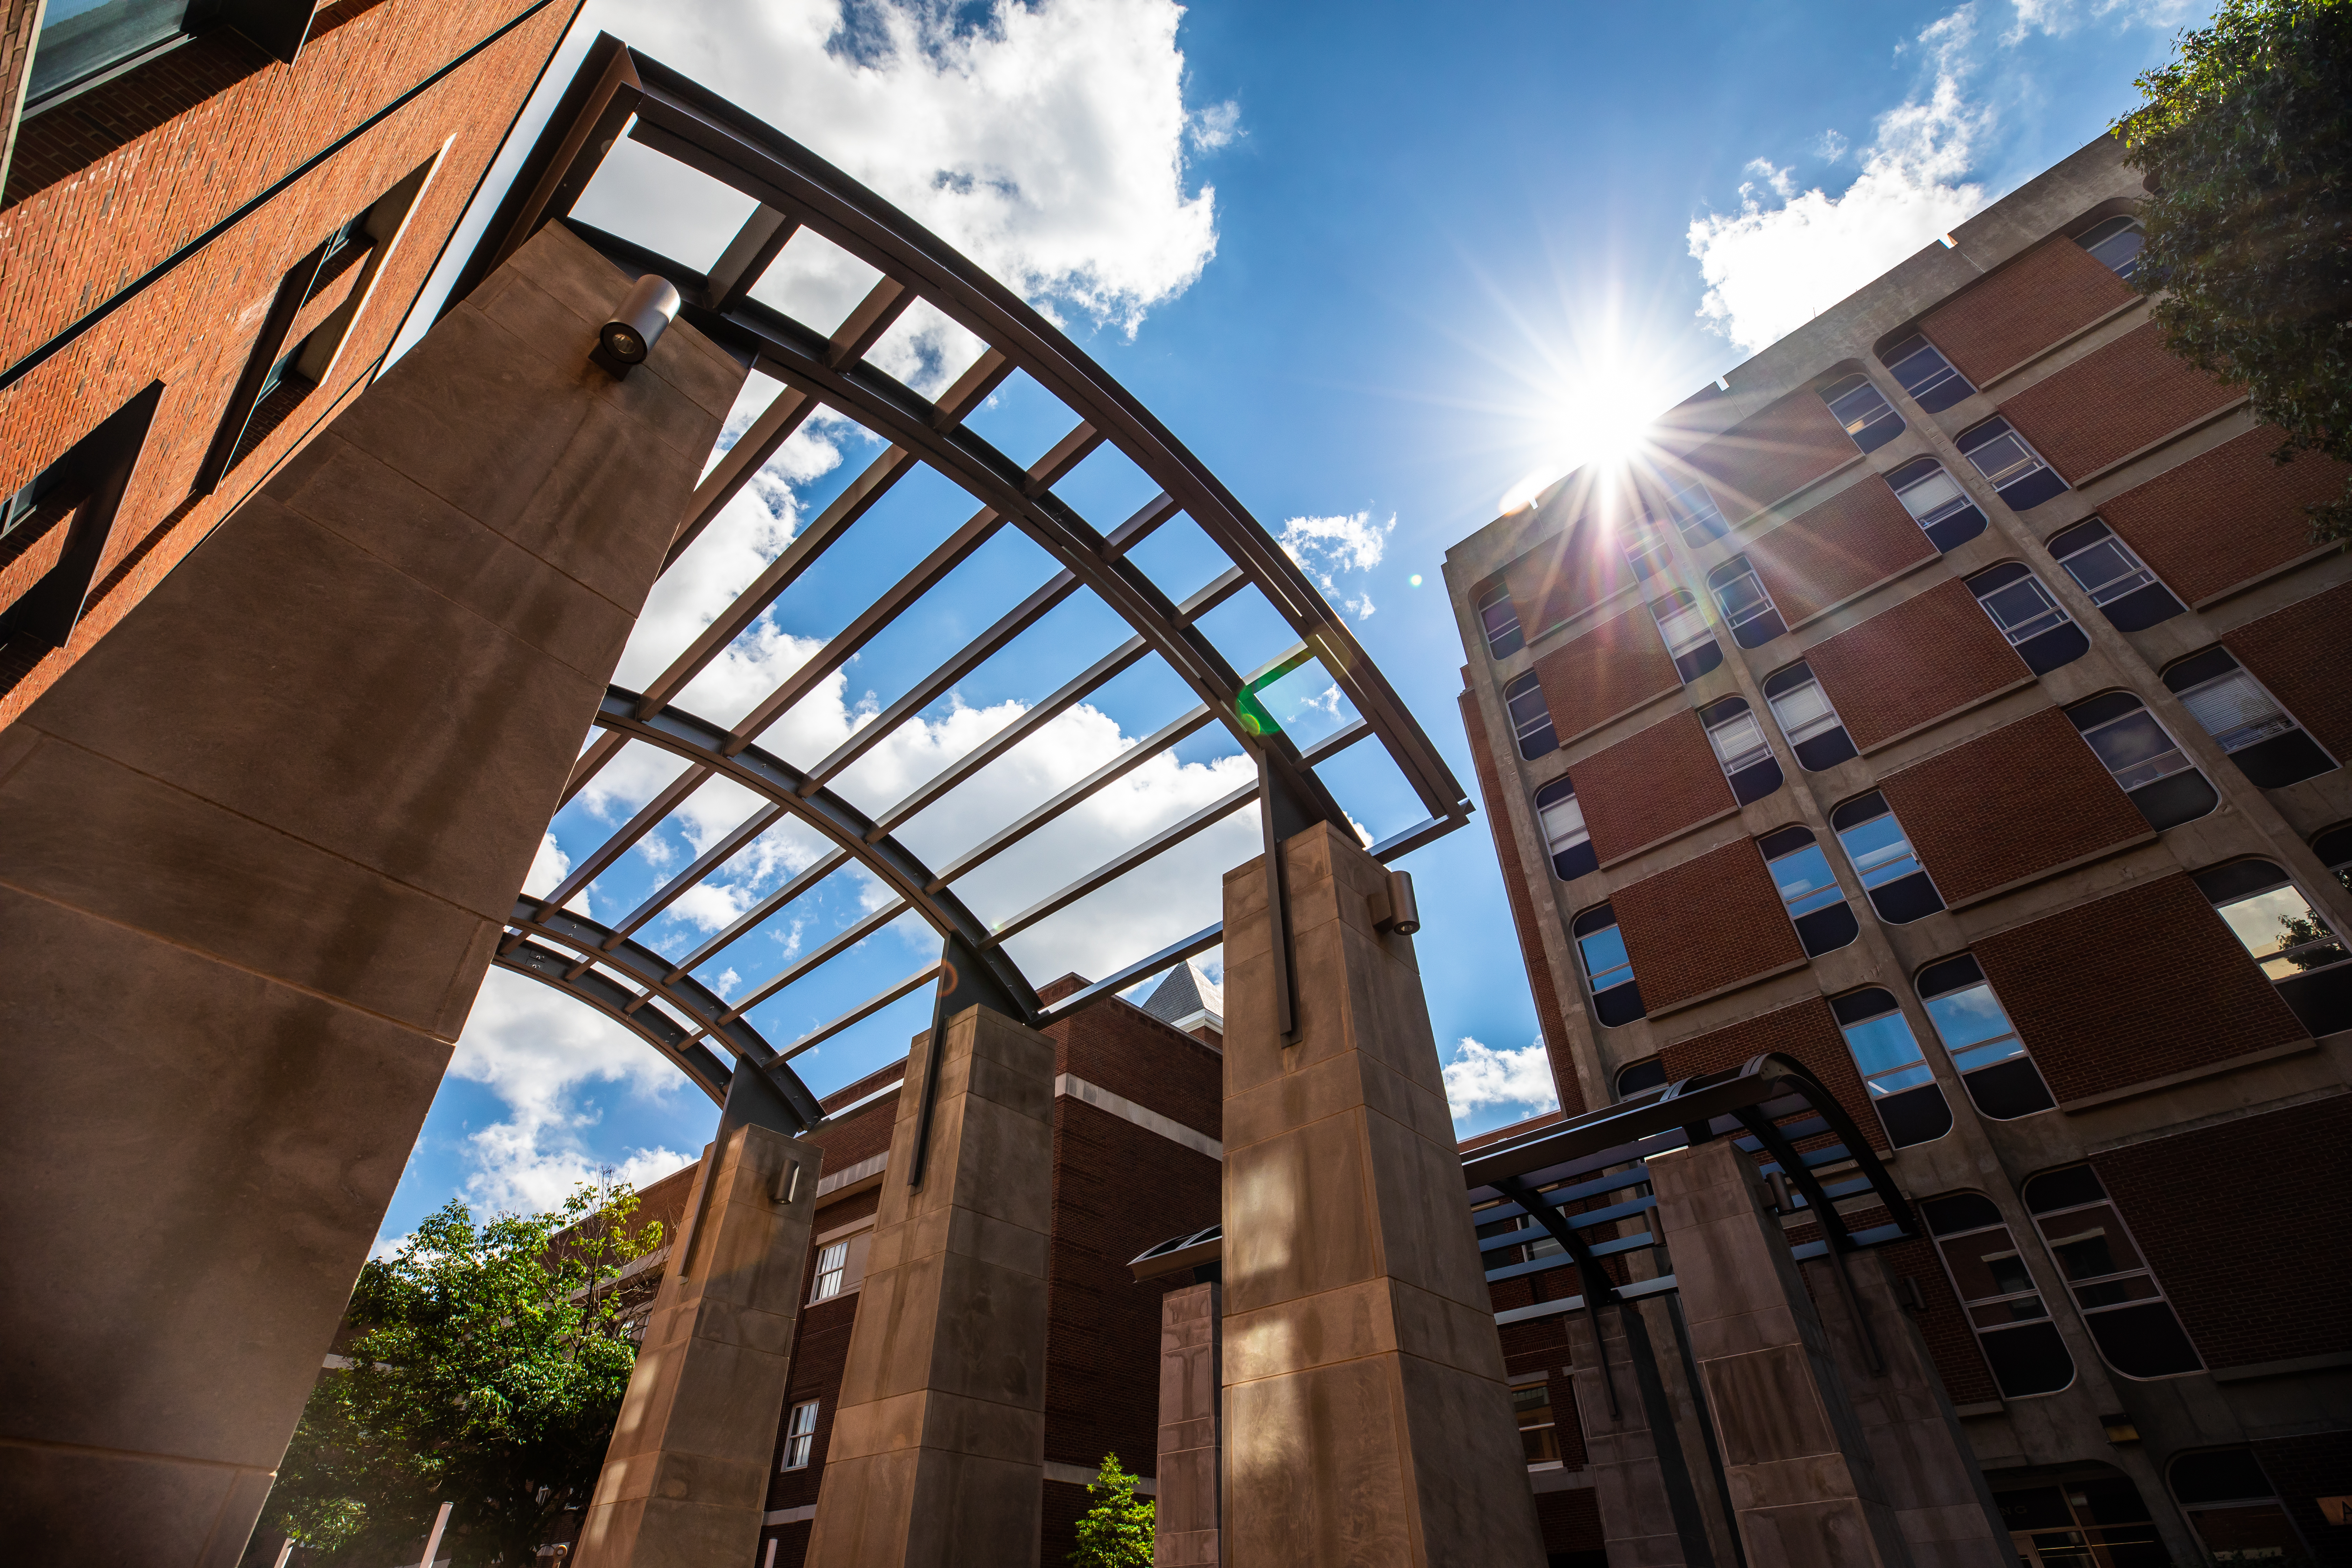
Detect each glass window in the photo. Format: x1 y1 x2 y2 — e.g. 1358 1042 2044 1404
1707 555 1785 648
811 1240 848 1303
1621 525 1671 583
1884 457 1987 553
2195 860 2351 1037
1699 695 1782 805
1881 334 1975 413
1534 777 1596 881
1648 588 1721 683
2048 518 2183 632
1504 672 1556 760
1616 1057 1668 1098
2024 1166 2202 1379
1830 792 1944 923
1921 1191 2076 1398
782 1398 819 1470
1831 988 1951 1147
1957 417 2068 511
1661 477 1728 547
1477 583 1524 661
2164 647 2337 788
1917 955 2053 1118
1967 562 2088 674
2065 692 2217 832
2170 1450 2313 1567
1819 372 1904 454
2076 216 2146 282
1758 824 1857 957
1762 662 1857 771
27 0 203 107
1574 903 1644 1026
1512 1379 1562 1465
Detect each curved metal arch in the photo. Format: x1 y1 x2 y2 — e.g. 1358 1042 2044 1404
494 939 736 1107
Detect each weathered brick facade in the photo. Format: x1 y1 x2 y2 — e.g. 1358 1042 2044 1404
2099 425 2352 605
1658 994 1886 1152
1748 474 1934 628
1531 600 1680 743
2222 577 2352 765
2000 321 2240 482
1686 385 1855 522
1504 511 1628 641
1805 578 2026 752
1612 836 1803 1013
1918 235 2135 385
1571 708 1734 864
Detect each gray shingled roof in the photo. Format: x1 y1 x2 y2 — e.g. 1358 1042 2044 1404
1140 960 1223 1027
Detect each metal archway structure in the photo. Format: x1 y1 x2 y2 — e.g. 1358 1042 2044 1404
453 36 1472 1128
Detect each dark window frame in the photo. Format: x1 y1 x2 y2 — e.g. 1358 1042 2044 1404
2023 1165 2203 1380
1706 554 1785 648
1884 455 1987 553
1916 954 2054 1119
1881 333 1975 413
1572 902 1645 1026
1920 1189 2078 1400
2162 646 2337 789
1697 693 1782 805
1957 416 2068 512
1503 671 1556 760
0 382 164 650
1966 561 2088 675
2047 517 2183 632
1534 776 1596 881
1819 371 1905 454
2065 691 2217 831
1757 823 1857 957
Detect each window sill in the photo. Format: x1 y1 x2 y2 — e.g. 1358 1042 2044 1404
2057 1036 2319 1114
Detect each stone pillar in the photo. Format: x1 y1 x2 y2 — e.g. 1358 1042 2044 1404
1154 1281 1220 1568
0 223 742 1568
576 1114 823 1568
1645 1136 1919 1568
802 1004 1056 1567
1566 1305 1713 1566
1219 820 1545 1567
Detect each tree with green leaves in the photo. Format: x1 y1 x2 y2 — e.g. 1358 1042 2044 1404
1068 1452 1155 1568
2113 0 2352 539
251 1183 663 1566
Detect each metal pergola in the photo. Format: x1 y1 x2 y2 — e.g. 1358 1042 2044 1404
449 36 1471 1135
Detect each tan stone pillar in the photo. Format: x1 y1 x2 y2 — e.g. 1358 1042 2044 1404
1219 821 1545 1567
576 1118 823 1568
802 1004 1056 1567
1154 1281 1220 1567
0 224 740 1568
1565 1305 1710 1566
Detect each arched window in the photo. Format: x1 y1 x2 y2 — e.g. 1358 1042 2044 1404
2170 1450 2313 1565
1917 955 2053 1118
2049 518 2183 632
1830 988 1951 1147
1649 588 1722 683
1477 582 1524 660
2316 824 2352 896
1819 372 1905 454
1884 456 1987 552
1830 792 1944 923
1698 694 1782 804
1616 1057 1667 1099
1503 671 1556 760
1706 555 1785 648
1534 777 1596 881
1757 824 1857 957
1573 903 1644 1026
1957 417 2069 512
1967 562 2088 674
1762 662 1857 770
2065 692 2217 831
2022 1165 2202 1378
1881 334 1975 413
2076 216 2146 281
2195 859 2352 1036
1920 1191 2076 1398
2163 647 2337 788
1661 477 1728 547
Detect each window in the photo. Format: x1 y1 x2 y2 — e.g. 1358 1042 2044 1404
1830 989 1951 1146
1478 582 1524 660
2171 1450 2315 1566
2048 518 2183 632
1995 1479 2169 1565
1920 1191 2076 1398
1967 562 2088 674
1574 903 1644 1026
2065 692 2217 831
1504 672 1557 759
2023 1166 2202 1378
2164 647 2337 788
811 1240 849 1303
1882 334 1975 413
1534 777 1596 881
1706 555 1784 648
0 384 162 649
1698 695 1782 804
1916 955 2054 1119
1621 525 1672 583
2318 824 2352 897
1761 662 1856 771
1830 792 1944 923
1661 476 1728 547
1758 824 1858 957
1957 417 2068 511
1616 1057 1668 1098
26 1 312 112
2076 216 2146 282
1511 1377 1562 1465
2196 860 2352 1036
1884 457 1987 553
782 1399 819 1470
1649 588 1722 683
1819 372 1905 454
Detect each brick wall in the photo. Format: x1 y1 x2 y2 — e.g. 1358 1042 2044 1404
764 1288 859 1567
1050 992 1222 1141
1877 708 2146 905
2250 1429 2352 1567
1918 237 2135 386
1531 602 1680 743
1806 579 2027 752
1749 476 1934 627
1687 387 1857 523
1504 512 1629 641
1574 709 1734 865
1659 995 1886 1151
1613 838 1803 1012
808 1087 900 1174
2092 1094 2352 1372
2223 578 2352 765
1877 1233 2001 1407
2001 321 2240 482
2100 426 2352 605
1462 686 1588 1114
1973 873 2309 1104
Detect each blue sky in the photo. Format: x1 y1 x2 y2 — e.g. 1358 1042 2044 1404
374 0 2210 1239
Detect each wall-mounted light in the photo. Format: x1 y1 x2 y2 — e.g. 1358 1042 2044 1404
1374 869 1420 936
593 274 682 379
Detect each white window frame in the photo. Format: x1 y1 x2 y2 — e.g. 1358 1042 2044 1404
782 1399 819 1470
811 1240 849 1303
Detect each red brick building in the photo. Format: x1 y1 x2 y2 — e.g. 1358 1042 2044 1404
1446 136 2352 1567
0 0 579 721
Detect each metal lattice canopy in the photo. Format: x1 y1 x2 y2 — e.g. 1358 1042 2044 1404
454 36 1471 1130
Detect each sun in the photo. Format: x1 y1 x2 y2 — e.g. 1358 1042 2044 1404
1498 360 1682 515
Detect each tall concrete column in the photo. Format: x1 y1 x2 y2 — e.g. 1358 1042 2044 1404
1219 821 1545 1567
1566 1305 1713 1567
1153 1280 1221 1568
0 223 742 1568
577 1099 824 1568
802 1004 1056 1567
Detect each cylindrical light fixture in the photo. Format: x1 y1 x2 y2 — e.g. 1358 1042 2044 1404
1378 869 1421 935
594 274 682 376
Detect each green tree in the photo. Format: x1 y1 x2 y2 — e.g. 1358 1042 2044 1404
253 1183 663 1566
2113 0 2352 538
1068 1452 1155 1568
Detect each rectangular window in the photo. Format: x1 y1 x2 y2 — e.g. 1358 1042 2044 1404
1703 704 1771 777
1505 672 1557 759
1973 569 2069 646
1534 778 1594 880
1763 662 1857 772
1574 903 1644 1026
1759 824 1858 958
1652 593 1710 656
1957 418 2068 510
2023 1166 2202 1379
2052 522 2153 607
1916 954 2053 1119
1830 988 1951 1146
2163 647 2335 788
1830 792 1944 923
1661 477 1727 546
1883 335 1974 412
1707 558 1784 648
1820 373 1903 453
811 1240 848 1303
1921 1192 2075 1398
1478 583 1523 660
782 1399 819 1470
1511 1379 1561 1465
1621 526 1671 582
2079 705 2194 792
2174 666 2295 755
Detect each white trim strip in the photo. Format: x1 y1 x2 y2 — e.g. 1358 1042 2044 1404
1054 1073 1220 1159
763 1505 817 1526
815 1150 888 1199
1043 1461 1156 1494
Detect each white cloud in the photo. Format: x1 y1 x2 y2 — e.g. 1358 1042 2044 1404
1190 99 1242 151
2006 0 2191 41
1441 1036 1560 1123
1278 509 1393 620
